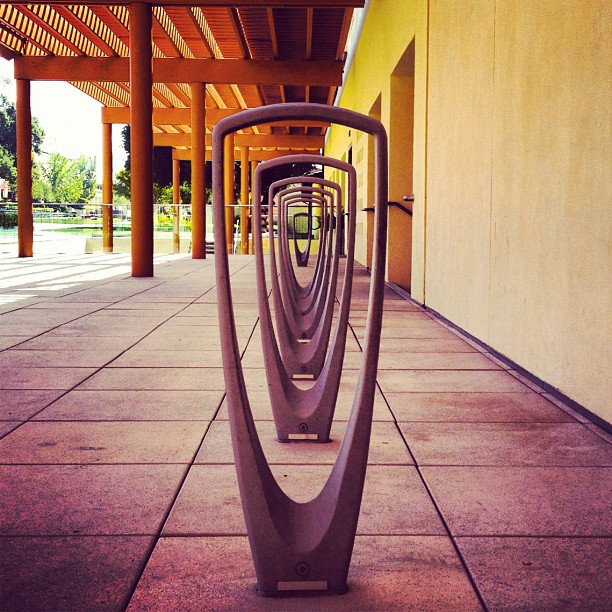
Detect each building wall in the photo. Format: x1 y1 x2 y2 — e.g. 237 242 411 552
326 0 611 423
325 0 422 283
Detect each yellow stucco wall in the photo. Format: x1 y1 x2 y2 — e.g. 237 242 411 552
327 0 611 422
325 0 421 283
425 0 611 420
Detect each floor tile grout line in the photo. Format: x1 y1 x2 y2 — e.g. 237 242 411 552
374 350 491 611
0 256 159 314
346 291 489 608
0 273 220 440
120 258 262 610
389 414 490 611
0 283 157 353
445 534 612 540
3 461 611 468
119 396 225 612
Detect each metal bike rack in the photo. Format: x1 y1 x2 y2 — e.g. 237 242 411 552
266 183 339 379
213 102 388 596
276 189 324 282
254 158 355 436
275 189 333 333
272 181 339 337
293 209 312 266
287 198 313 267
275 186 331 304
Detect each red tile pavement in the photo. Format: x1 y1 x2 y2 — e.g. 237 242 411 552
0 253 610 611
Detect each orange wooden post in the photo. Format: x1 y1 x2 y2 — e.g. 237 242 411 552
224 133 235 253
250 159 257 253
240 146 249 254
129 2 154 277
16 78 33 258
102 121 113 253
190 81 207 258
172 156 180 253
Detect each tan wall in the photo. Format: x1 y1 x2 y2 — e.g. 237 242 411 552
327 0 611 421
425 0 611 420
325 0 420 282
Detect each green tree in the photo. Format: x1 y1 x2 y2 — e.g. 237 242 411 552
117 125 212 205
153 182 173 204
180 180 191 204
113 167 131 200
74 155 97 202
38 152 97 203
0 146 16 186
0 78 45 194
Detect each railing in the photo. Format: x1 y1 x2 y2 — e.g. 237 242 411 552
389 199 413 216
0 201 215 255
363 195 413 216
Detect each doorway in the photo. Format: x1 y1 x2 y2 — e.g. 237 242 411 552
387 41 415 292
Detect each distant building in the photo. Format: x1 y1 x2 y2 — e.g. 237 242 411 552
0 178 13 200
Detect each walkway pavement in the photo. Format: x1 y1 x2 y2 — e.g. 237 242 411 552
1 252 610 611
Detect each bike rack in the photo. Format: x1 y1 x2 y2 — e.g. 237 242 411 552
275 187 330 304
272 182 339 336
287 197 314 267
254 158 355 435
266 183 339 379
213 102 388 596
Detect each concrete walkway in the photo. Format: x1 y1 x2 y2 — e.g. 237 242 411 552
0 253 610 611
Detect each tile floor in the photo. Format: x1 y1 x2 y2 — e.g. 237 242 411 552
0 252 610 611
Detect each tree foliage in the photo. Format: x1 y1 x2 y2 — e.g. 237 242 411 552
36 152 96 203
0 78 97 203
0 78 45 194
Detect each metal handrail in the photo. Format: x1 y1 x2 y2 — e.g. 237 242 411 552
389 201 412 216
363 197 413 216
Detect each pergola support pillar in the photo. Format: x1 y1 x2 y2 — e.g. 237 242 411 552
102 121 113 253
190 81 206 258
129 2 154 277
172 157 180 253
16 78 33 258
240 146 249 254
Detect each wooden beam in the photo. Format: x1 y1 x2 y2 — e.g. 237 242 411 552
173 148 320 162
3 1 364 6
16 56 128 81
14 56 344 86
101 106 242 124
101 105 331 130
156 132 324 148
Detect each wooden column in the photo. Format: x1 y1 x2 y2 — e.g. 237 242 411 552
251 160 257 252
16 79 33 258
172 157 180 253
129 2 154 277
240 146 249 254
190 81 206 258
102 121 113 252
224 133 235 253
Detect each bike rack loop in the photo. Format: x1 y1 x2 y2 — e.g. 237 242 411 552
273 183 337 324
253 158 355 439
267 188 337 379
274 187 331 307
263 162 347 313
279 191 319 268
281 194 314 267
280 190 322 269
262 179 343 382
212 103 388 596
275 189 333 330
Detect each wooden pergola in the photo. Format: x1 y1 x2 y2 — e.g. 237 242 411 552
0 0 363 275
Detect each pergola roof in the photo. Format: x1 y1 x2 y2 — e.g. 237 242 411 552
0 1 364 147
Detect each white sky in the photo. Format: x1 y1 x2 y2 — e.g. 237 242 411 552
0 59 127 182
